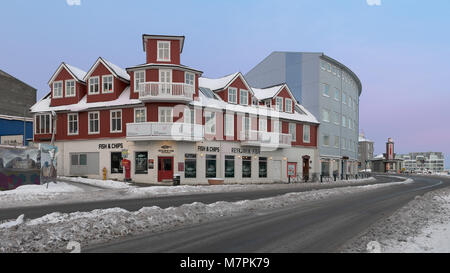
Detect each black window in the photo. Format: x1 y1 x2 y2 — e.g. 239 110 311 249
185 154 197 178
225 155 235 178
259 157 267 178
135 152 148 174
242 156 252 178
111 152 123 174
206 154 217 178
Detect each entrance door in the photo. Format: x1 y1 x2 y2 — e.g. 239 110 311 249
302 156 310 181
158 157 174 182
272 160 282 182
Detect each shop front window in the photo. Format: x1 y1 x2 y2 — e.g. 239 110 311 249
206 154 217 178
185 154 197 178
259 157 267 178
135 152 148 174
111 152 123 174
242 156 252 178
225 155 235 178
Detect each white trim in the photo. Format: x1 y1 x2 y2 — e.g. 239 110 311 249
225 113 234 137
258 117 267 132
303 124 310 143
158 107 173 123
204 110 216 134
157 41 171 62
285 98 292 113
48 63 85 85
53 81 63 98
228 87 237 104
239 89 249 106
83 57 129 83
134 70 146 92
67 113 79 136
102 75 114 94
65 80 76 97
289 122 296 142
88 76 100 95
134 107 147 123
185 72 195 90
241 115 251 132
110 109 122 133
88 111 100 135
34 113 52 135
275 97 283 112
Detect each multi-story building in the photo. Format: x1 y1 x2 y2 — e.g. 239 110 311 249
0 69 36 146
398 152 445 173
245 52 362 177
30 34 320 184
358 132 374 171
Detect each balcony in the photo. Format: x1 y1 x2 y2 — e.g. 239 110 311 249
127 122 204 141
240 130 292 148
138 82 194 102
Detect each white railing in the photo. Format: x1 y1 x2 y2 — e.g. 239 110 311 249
240 130 292 147
138 82 194 100
127 122 203 141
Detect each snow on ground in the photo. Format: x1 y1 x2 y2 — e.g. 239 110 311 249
59 176 133 189
341 183 450 253
0 179 412 253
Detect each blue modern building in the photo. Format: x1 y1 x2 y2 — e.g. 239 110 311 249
246 52 362 177
0 115 34 146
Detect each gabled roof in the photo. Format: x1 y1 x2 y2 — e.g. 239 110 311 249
199 72 254 95
47 63 87 85
142 34 185 53
252 83 297 104
83 57 130 83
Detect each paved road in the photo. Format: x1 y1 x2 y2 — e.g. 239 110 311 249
0 176 392 222
84 175 450 253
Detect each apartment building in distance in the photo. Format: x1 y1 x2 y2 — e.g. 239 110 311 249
398 152 445 173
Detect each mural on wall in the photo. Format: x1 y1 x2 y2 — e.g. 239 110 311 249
0 146 40 190
39 144 58 184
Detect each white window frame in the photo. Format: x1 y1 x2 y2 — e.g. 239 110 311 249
289 123 296 142
134 107 147 123
228 87 237 104
334 88 340 101
110 110 122 133
242 116 251 132
185 72 195 88
275 97 283 112
258 117 267 132
134 70 145 92
65 80 76 97
239 90 249 106
34 114 52 135
158 107 173 123
205 111 216 134
334 136 340 148
323 134 330 146
285 98 292 113
322 109 330 122
343 92 347 105
225 113 234 137
303 124 310 143
159 69 172 94
88 111 100 135
67 113 79 135
53 81 63 98
102 75 114 94
322 83 330 97
342 115 346 127
88 76 100 95
157 41 171 62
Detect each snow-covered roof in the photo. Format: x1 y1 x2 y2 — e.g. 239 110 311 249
48 63 87 85
359 132 373 142
65 64 87 82
84 57 130 82
374 154 385 159
191 91 319 124
30 87 141 113
199 72 240 91
252 84 285 100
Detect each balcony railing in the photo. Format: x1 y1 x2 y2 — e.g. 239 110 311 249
138 82 194 101
240 130 292 148
127 122 204 141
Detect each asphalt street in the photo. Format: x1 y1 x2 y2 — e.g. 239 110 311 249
84 175 450 253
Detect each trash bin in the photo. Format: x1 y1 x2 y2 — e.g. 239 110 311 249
173 174 180 186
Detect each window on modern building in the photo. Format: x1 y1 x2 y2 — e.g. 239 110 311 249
242 156 252 178
259 157 267 178
110 110 122 133
65 80 76 97
89 77 100 95
228 87 237 104
333 112 340 125
111 152 123 174
342 115 346 127
206 154 217 178
185 154 196 178
276 97 283 111
326 63 331 72
289 123 296 141
342 138 346 150
135 152 148 174
205 111 216 134
158 107 173 123
88 111 100 134
102 75 114 93
334 136 340 148
259 118 267 132
323 135 330 146
322 83 330 97
321 60 327 70
134 108 146 123
334 88 340 101
53 81 63 98
332 66 336 75
157 41 170 61
322 109 330 122
303 124 310 143
225 113 234 137
225 155 235 178
285 98 292 113
67 113 78 135
35 114 51 134
240 90 249 106
134 70 145 92
342 92 347 104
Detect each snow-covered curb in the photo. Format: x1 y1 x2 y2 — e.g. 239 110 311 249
59 176 133 189
0 179 413 253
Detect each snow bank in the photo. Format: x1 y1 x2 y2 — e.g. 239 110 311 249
0 182 83 196
0 179 412 253
59 176 133 189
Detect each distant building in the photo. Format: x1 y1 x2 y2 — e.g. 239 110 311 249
397 152 445 173
0 69 36 146
358 132 374 171
370 138 403 173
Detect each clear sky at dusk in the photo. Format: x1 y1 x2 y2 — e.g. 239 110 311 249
1 0 449 167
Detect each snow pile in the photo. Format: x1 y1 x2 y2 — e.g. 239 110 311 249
60 176 133 189
0 179 412 253
0 182 83 195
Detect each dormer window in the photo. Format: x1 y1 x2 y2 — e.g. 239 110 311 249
228 87 237 104
285 98 292 113
275 97 283 111
65 80 76 97
239 90 248 106
157 41 171 62
53 81 63 98
89 77 100 95
102 75 114 93
265 100 271 108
